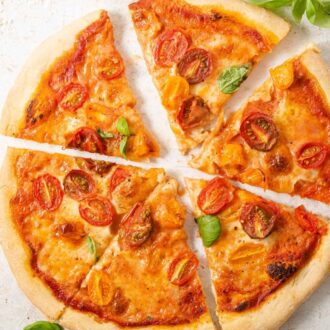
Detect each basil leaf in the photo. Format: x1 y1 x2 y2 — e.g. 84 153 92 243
97 128 114 139
116 117 130 136
24 321 63 330
119 135 129 159
320 0 330 12
196 215 222 247
306 0 330 27
248 0 292 9
292 0 307 22
217 64 251 94
87 236 98 261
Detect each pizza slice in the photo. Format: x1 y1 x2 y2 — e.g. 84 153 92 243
129 0 290 153
186 177 330 330
0 148 164 320
60 177 212 329
191 46 330 206
0 10 159 161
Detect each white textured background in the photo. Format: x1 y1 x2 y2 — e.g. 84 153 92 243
0 1 329 329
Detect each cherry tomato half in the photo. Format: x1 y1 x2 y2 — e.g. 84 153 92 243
76 158 113 176
58 83 88 112
68 127 105 154
33 174 63 211
97 53 124 80
154 29 190 67
296 142 328 169
240 202 278 239
109 167 131 195
177 96 210 130
119 202 153 249
240 112 278 152
63 170 96 201
79 196 115 226
294 205 318 234
168 252 199 286
197 177 234 215
177 48 212 84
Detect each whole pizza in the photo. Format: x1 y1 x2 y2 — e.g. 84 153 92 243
0 1 329 330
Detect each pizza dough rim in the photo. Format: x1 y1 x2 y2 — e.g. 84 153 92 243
0 9 104 136
185 177 330 330
0 147 66 320
186 0 290 42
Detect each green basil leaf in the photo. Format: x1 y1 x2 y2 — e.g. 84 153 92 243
292 0 307 23
87 236 98 261
248 0 292 9
116 117 130 136
196 215 222 247
24 321 63 330
119 135 129 159
97 128 114 139
217 64 251 94
306 0 330 27
320 0 330 12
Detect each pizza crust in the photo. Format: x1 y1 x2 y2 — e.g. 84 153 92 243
185 178 330 330
59 308 214 330
0 10 104 136
186 0 290 43
0 147 66 320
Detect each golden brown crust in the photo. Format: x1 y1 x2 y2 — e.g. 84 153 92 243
0 148 66 320
0 10 103 136
185 178 330 330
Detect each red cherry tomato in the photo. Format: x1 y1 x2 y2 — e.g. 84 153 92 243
79 196 115 226
109 167 131 194
177 96 210 131
76 158 113 176
294 205 318 234
58 83 88 112
68 127 105 154
296 142 328 169
197 177 234 215
96 53 124 80
33 174 63 211
240 112 278 152
154 29 190 67
119 202 153 249
63 170 96 201
240 202 278 239
168 252 199 286
177 48 212 84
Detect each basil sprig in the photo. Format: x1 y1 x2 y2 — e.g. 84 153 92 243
196 215 222 247
97 128 114 139
24 321 63 330
87 235 98 261
116 117 130 159
217 64 251 94
248 0 330 27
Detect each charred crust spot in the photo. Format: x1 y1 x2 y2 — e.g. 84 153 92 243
210 11 222 21
267 262 297 281
235 301 249 312
268 154 291 174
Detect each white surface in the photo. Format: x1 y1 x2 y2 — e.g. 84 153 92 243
0 1 329 329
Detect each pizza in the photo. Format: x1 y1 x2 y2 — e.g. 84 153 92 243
191 46 330 206
0 148 212 329
0 10 159 161
185 176 330 330
129 0 290 153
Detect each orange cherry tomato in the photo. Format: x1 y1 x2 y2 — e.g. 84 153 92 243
161 76 190 109
96 53 124 80
33 174 63 211
58 83 88 111
168 252 199 286
197 177 234 215
63 170 96 201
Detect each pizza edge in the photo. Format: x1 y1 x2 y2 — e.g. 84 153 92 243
0 10 103 136
190 44 330 173
185 177 330 330
0 147 66 320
